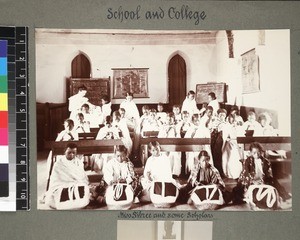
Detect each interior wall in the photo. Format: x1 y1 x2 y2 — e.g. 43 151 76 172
36 31 216 105
215 29 290 135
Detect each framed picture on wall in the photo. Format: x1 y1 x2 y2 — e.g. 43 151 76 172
157 221 182 240
112 68 149 98
241 48 260 94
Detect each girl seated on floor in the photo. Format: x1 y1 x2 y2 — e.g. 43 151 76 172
140 141 177 202
158 112 181 177
178 150 227 205
141 109 161 137
45 143 90 210
74 113 90 134
232 142 292 206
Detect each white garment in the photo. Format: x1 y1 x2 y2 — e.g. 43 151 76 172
208 99 220 115
182 97 199 115
56 130 79 141
156 112 167 124
242 120 263 136
184 124 212 173
103 158 134 185
120 100 140 124
75 121 90 134
101 102 112 120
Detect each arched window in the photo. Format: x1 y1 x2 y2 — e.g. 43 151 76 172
168 54 187 105
71 53 91 78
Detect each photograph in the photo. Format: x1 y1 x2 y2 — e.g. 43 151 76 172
117 220 213 240
36 28 291 211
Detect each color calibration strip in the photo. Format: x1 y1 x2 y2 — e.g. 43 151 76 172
0 26 29 211
0 40 9 198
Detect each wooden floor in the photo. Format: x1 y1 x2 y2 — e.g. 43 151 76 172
37 151 292 211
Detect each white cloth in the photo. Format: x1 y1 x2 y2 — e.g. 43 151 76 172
208 99 220 115
120 100 140 124
182 97 199 115
103 158 135 185
101 102 112 120
242 120 263 136
55 130 79 141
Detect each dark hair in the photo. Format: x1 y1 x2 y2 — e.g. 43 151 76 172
248 111 256 117
206 106 213 112
64 142 78 152
126 92 134 97
119 108 126 113
101 94 110 103
249 142 264 154
81 103 89 109
208 92 216 100
76 112 84 119
150 108 157 113
114 145 128 155
148 141 160 151
182 110 189 116
158 102 164 107
173 104 181 110
230 105 240 115
198 150 210 161
78 85 87 91
142 105 150 110
113 110 121 120
188 90 196 96
64 118 74 128
191 114 199 122
105 115 112 125
166 112 175 119
217 108 227 115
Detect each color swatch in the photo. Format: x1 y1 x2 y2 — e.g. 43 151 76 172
0 40 9 197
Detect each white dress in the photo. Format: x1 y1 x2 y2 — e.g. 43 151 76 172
158 125 181 176
181 97 199 115
221 123 243 179
184 124 212 174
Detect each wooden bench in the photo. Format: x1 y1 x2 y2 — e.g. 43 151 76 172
78 132 98 140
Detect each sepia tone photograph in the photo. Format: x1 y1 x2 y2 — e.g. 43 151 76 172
36 28 291 211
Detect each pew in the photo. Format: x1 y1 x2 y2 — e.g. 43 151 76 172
142 131 159 138
78 132 98 140
47 139 123 190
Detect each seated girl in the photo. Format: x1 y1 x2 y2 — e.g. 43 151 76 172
158 112 181 177
184 114 212 174
92 116 120 172
112 110 133 154
242 111 263 136
226 105 244 126
120 92 140 132
102 145 140 196
172 105 182 124
74 113 90 134
140 105 150 129
199 106 214 131
178 150 226 204
45 143 90 210
258 112 278 136
56 119 79 141
156 102 167 125
176 111 191 138
141 109 161 137
81 103 99 128
232 142 292 205
140 141 175 202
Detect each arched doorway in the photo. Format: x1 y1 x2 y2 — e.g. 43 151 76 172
71 53 91 78
168 54 187 106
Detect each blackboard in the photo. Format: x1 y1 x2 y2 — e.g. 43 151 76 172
195 82 227 104
67 77 110 106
